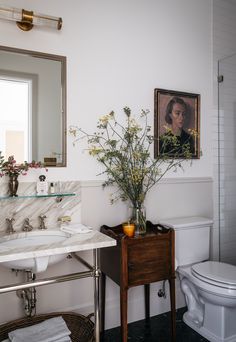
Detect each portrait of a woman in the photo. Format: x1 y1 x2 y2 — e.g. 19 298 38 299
154 89 200 159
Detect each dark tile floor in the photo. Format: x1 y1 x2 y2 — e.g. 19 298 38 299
101 307 209 342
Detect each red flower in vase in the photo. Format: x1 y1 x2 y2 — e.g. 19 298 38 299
0 154 46 197
0 155 44 177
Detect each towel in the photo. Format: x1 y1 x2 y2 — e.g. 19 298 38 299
6 338 71 342
60 223 92 235
8 316 71 342
1 337 72 342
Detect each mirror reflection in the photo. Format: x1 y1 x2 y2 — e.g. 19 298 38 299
0 46 66 167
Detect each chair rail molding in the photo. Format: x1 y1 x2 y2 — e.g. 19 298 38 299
80 177 213 188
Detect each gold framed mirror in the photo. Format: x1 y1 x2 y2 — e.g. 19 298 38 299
0 45 66 167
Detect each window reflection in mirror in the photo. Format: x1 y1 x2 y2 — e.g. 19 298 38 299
0 46 66 167
0 76 31 162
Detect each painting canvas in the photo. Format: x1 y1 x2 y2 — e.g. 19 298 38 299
154 88 200 159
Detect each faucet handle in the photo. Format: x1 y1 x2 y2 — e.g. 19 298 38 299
38 215 47 230
6 217 15 222
6 217 16 234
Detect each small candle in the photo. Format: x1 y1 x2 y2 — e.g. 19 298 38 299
122 222 135 237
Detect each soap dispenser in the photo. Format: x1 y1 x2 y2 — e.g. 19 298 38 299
50 182 55 194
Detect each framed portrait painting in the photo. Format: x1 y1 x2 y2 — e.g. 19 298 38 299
154 88 200 159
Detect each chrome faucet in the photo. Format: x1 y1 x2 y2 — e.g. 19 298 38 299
22 218 33 232
6 218 16 234
38 215 47 230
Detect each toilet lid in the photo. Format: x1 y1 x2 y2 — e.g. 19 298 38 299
191 261 236 288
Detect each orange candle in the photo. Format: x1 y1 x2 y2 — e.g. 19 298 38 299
122 222 135 237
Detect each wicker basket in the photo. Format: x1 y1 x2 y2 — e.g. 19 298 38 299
0 312 94 342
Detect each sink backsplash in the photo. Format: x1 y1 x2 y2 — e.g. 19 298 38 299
0 181 81 233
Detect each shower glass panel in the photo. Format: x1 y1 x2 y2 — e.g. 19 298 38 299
218 53 236 265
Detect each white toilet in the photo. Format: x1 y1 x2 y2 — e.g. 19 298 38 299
159 216 236 342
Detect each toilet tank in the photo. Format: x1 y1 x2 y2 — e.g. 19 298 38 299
159 217 213 267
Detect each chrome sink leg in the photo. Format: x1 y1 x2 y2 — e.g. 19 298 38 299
93 249 100 342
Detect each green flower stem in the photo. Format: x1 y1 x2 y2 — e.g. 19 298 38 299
70 108 193 208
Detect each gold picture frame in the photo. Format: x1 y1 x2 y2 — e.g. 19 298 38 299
154 88 200 159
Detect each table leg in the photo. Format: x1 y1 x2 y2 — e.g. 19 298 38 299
144 284 150 320
120 287 128 342
94 249 100 342
100 272 106 334
169 278 176 342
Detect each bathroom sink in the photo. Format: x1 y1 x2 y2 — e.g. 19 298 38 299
0 230 69 273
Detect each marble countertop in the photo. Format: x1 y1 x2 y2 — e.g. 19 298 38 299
0 229 116 263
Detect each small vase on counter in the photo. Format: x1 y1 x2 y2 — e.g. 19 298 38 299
9 174 19 197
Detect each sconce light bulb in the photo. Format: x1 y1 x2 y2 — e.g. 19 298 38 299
0 6 62 31
32 12 62 30
0 6 22 22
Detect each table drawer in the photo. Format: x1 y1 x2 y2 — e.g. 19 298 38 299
128 260 170 286
128 239 170 263
127 238 171 286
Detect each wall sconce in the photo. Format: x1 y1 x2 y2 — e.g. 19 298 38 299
0 6 62 31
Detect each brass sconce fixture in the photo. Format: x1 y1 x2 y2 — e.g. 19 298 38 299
0 6 62 31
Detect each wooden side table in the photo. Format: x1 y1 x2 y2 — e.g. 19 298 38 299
100 221 176 342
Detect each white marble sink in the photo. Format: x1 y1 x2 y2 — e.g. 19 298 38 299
0 228 116 274
0 230 69 273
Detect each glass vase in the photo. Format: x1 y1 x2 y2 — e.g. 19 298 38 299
128 205 146 235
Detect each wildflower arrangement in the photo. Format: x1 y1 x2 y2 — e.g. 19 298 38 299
0 154 44 177
70 107 193 210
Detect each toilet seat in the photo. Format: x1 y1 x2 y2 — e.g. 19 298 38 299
191 261 236 290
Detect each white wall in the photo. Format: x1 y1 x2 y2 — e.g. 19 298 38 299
0 0 213 329
0 0 213 181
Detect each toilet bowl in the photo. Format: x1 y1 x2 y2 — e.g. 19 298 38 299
179 261 236 342
159 217 236 342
